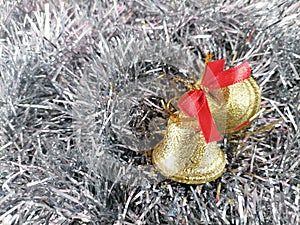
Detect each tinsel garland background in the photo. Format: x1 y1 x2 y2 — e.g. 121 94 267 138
0 0 299 224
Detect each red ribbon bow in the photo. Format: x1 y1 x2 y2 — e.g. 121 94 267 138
177 59 251 143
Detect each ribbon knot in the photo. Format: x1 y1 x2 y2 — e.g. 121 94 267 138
197 84 209 93
178 59 251 143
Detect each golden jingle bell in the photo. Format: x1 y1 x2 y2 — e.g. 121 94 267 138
207 76 261 133
152 111 226 184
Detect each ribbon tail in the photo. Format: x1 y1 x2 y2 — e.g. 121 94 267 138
196 93 222 143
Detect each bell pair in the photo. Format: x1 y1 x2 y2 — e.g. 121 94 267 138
152 63 261 184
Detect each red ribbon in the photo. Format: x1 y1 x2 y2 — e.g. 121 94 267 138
178 59 251 143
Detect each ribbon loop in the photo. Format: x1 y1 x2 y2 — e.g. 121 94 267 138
177 90 222 143
202 60 251 90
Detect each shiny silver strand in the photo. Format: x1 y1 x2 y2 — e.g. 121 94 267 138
0 1 299 224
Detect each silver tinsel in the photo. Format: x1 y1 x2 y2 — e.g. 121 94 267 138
0 0 299 224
